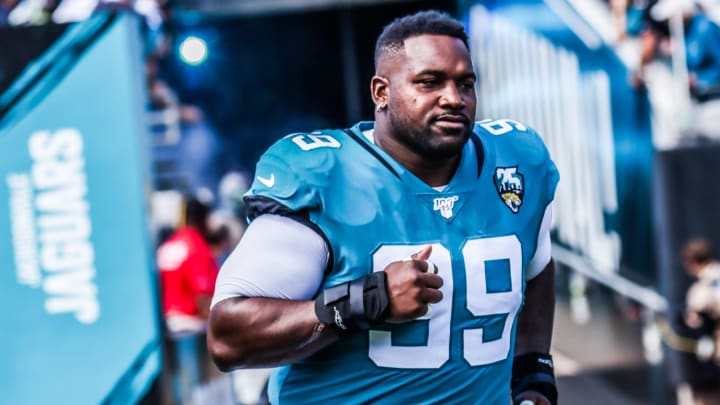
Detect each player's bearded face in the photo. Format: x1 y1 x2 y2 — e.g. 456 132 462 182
387 103 472 160
384 35 476 161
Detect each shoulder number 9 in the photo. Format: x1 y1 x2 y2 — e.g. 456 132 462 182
479 118 527 135
290 133 341 151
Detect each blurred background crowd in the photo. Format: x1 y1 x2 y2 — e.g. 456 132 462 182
2 0 720 404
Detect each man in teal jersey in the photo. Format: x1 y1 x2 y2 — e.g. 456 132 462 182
209 10 559 405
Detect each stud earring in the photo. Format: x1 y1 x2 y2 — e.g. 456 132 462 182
376 103 386 112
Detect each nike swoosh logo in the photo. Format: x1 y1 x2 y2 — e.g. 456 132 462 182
256 173 275 187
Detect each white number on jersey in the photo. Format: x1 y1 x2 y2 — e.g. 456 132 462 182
290 133 341 151
479 118 527 135
368 236 523 368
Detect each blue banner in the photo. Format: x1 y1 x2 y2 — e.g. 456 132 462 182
0 13 160 404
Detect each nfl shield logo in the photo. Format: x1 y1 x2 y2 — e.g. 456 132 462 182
494 166 524 213
433 196 460 219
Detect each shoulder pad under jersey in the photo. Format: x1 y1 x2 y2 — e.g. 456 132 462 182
244 129 347 217
474 118 559 202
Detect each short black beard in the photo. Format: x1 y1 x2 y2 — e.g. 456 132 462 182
387 110 470 161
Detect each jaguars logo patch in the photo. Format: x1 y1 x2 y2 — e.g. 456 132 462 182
494 166 524 213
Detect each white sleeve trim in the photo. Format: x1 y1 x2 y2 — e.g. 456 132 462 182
526 204 553 281
211 214 329 308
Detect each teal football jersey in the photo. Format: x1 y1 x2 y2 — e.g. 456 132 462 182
244 119 559 404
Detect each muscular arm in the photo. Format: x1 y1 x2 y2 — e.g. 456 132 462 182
515 260 555 355
511 204 557 405
206 215 440 371
207 214 333 370
208 297 338 370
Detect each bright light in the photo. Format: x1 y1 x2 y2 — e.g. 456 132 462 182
179 36 208 66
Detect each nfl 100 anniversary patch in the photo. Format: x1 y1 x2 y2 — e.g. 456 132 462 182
432 195 460 219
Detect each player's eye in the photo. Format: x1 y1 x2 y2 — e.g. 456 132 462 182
460 80 475 90
417 78 439 88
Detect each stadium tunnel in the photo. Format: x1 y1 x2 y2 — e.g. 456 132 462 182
2 0 720 403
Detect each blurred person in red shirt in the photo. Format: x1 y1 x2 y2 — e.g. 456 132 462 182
157 196 219 337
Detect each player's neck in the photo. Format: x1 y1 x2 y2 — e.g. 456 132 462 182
374 125 460 187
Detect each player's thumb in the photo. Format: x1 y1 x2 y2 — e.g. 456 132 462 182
412 245 433 261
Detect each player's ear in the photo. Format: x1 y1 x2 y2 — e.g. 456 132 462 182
371 75 389 108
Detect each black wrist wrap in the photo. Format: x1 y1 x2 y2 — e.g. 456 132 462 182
511 352 558 405
314 272 390 333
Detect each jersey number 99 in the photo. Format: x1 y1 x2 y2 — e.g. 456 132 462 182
368 235 523 368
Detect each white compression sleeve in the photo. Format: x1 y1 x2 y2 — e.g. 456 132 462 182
211 214 329 308
526 204 553 281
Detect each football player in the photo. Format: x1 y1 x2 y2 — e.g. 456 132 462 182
209 10 559 405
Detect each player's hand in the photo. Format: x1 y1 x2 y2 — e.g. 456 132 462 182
513 390 551 405
383 245 443 322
